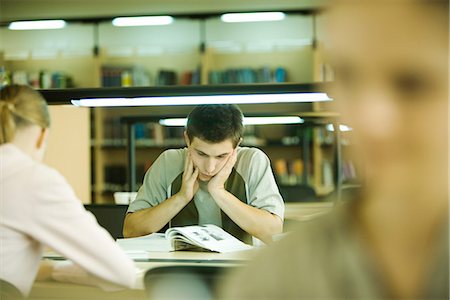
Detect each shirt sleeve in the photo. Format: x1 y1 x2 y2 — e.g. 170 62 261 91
127 150 171 213
244 148 285 219
28 167 136 289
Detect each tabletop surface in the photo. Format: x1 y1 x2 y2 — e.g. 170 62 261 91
30 202 334 299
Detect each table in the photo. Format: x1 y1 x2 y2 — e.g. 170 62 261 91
29 250 254 300
29 203 332 299
284 202 333 221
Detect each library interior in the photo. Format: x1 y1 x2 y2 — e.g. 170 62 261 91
1 0 448 299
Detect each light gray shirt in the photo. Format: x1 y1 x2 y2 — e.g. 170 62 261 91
128 147 284 227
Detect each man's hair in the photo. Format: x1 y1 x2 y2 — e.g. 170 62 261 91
186 104 244 147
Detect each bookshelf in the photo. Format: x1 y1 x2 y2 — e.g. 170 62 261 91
1 12 346 204
88 104 341 204
0 13 319 87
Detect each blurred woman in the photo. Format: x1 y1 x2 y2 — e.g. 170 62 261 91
220 0 448 299
0 84 137 297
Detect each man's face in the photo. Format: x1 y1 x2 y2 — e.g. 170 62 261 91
187 136 235 182
326 1 448 197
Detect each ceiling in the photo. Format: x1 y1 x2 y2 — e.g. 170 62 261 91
0 0 327 23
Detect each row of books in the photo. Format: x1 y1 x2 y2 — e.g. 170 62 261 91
101 65 289 86
2 68 74 89
208 67 287 84
100 119 297 148
321 159 358 188
274 158 358 188
101 119 186 147
103 165 127 192
103 164 147 193
101 66 150 87
101 66 201 87
273 158 307 186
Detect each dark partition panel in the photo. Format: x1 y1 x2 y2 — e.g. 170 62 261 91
84 204 128 239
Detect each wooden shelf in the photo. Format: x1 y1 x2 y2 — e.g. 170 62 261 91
1 19 344 204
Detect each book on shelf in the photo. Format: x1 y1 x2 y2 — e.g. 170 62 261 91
101 119 185 147
156 69 177 85
9 69 73 88
180 68 201 85
208 66 287 84
101 65 150 87
165 224 253 253
103 165 127 192
274 158 305 186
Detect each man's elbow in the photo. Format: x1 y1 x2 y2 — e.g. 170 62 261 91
123 213 137 238
270 215 284 235
123 212 160 238
258 215 283 243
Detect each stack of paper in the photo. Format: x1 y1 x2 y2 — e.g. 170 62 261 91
116 233 173 259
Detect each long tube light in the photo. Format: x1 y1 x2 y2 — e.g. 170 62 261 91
221 12 285 23
71 92 332 107
8 20 66 30
112 16 173 27
159 116 304 127
326 124 353 132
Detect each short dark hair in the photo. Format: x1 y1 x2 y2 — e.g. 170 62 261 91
186 104 244 147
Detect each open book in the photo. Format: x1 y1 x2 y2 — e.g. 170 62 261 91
165 224 253 253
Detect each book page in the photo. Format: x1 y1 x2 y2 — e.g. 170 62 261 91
165 224 253 253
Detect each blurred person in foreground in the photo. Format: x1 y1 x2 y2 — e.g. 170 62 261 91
220 0 449 299
0 85 138 299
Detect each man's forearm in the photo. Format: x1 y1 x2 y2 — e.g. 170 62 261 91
209 188 283 243
123 193 190 238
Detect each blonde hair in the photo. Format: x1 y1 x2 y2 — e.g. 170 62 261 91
0 84 50 144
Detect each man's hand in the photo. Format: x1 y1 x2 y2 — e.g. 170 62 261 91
177 153 199 203
208 149 237 193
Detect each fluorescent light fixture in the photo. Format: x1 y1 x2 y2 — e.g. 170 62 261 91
244 116 303 125
159 118 187 126
9 20 66 30
159 116 304 127
112 16 173 27
326 124 353 132
221 12 285 23
71 93 332 107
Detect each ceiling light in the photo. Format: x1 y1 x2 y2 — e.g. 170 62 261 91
159 116 304 127
244 116 303 125
39 83 332 106
71 93 331 107
326 124 353 132
221 12 285 23
9 20 66 30
112 16 173 27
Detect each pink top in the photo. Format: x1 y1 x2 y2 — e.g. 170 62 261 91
0 144 136 296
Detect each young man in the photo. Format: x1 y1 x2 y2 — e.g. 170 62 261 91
123 104 284 244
